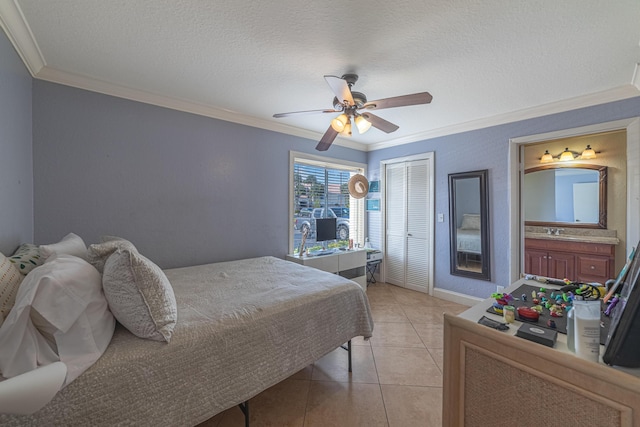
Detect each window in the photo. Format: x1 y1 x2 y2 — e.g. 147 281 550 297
290 152 366 254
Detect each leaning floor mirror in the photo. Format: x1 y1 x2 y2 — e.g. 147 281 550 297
448 169 491 280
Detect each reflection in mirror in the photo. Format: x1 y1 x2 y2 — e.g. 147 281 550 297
449 170 490 280
523 164 607 228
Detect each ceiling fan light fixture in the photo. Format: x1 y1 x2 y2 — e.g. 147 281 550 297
354 115 372 134
342 120 352 137
330 114 348 132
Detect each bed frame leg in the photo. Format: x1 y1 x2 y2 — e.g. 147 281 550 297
340 340 352 372
238 400 249 427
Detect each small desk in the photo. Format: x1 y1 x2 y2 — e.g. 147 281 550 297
285 250 367 291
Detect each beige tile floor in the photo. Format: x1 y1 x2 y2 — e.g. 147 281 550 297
198 282 469 427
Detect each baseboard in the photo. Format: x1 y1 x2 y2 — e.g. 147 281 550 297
433 288 483 307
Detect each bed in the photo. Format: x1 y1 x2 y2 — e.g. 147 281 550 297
0 255 374 426
456 228 481 254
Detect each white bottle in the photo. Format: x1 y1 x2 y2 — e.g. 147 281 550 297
573 300 601 363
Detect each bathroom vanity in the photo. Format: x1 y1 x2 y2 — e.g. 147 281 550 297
524 234 618 283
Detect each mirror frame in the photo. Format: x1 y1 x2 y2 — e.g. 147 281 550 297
448 169 491 281
524 163 607 229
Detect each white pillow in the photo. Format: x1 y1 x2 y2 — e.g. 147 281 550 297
460 213 481 230
0 252 24 322
0 254 115 385
40 233 87 260
86 238 137 273
102 248 177 342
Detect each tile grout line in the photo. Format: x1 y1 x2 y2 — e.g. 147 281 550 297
370 342 391 427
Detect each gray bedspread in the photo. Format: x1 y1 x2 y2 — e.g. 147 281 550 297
0 256 374 426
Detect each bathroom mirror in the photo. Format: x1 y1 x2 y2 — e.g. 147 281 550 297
449 169 490 280
523 164 607 229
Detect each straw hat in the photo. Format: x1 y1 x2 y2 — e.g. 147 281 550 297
348 174 369 199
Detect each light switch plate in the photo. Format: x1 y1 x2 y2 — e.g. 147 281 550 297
437 213 444 222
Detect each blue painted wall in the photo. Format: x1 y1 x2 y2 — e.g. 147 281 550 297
367 96 640 298
0 31 33 255
32 80 366 269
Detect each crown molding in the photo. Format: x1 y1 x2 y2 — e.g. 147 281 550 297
0 0 44 76
366 84 640 152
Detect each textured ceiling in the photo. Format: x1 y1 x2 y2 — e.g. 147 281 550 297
1 0 640 151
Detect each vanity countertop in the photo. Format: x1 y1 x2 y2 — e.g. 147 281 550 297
525 232 620 245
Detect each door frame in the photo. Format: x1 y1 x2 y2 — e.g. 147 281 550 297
508 117 640 282
380 152 435 294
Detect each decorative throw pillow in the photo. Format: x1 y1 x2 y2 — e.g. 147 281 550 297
0 254 115 385
102 248 177 342
0 252 24 322
86 238 137 273
461 214 481 230
40 233 88 260
9 244 44 275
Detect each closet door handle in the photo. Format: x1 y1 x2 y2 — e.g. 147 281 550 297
407 233 413 237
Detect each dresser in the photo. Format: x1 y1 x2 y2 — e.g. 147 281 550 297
443 278 640 426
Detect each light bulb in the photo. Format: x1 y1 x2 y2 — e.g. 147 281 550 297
330 114 348 132
355 115 372 134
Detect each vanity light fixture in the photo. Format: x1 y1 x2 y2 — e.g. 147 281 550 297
559 147 575 162
581 145 597 160
539 145 599 163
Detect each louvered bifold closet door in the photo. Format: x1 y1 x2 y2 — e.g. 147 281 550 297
385 163 406 286
405 160 430 292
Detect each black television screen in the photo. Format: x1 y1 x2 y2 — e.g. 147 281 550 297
603 242 640 367
316 217 337 242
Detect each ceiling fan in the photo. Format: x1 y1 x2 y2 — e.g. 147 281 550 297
273 74 432 151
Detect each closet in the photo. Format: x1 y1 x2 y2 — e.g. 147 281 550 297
384 155 434 293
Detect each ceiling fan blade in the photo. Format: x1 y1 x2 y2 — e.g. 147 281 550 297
273 108 341 118
362 92 432 110
324 75 354 106
361 112 399 134
315 126 339 151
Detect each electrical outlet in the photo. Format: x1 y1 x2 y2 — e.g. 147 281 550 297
496 285 505 293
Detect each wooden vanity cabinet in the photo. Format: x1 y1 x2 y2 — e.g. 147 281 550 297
525 248 575 279
524 238 615 283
